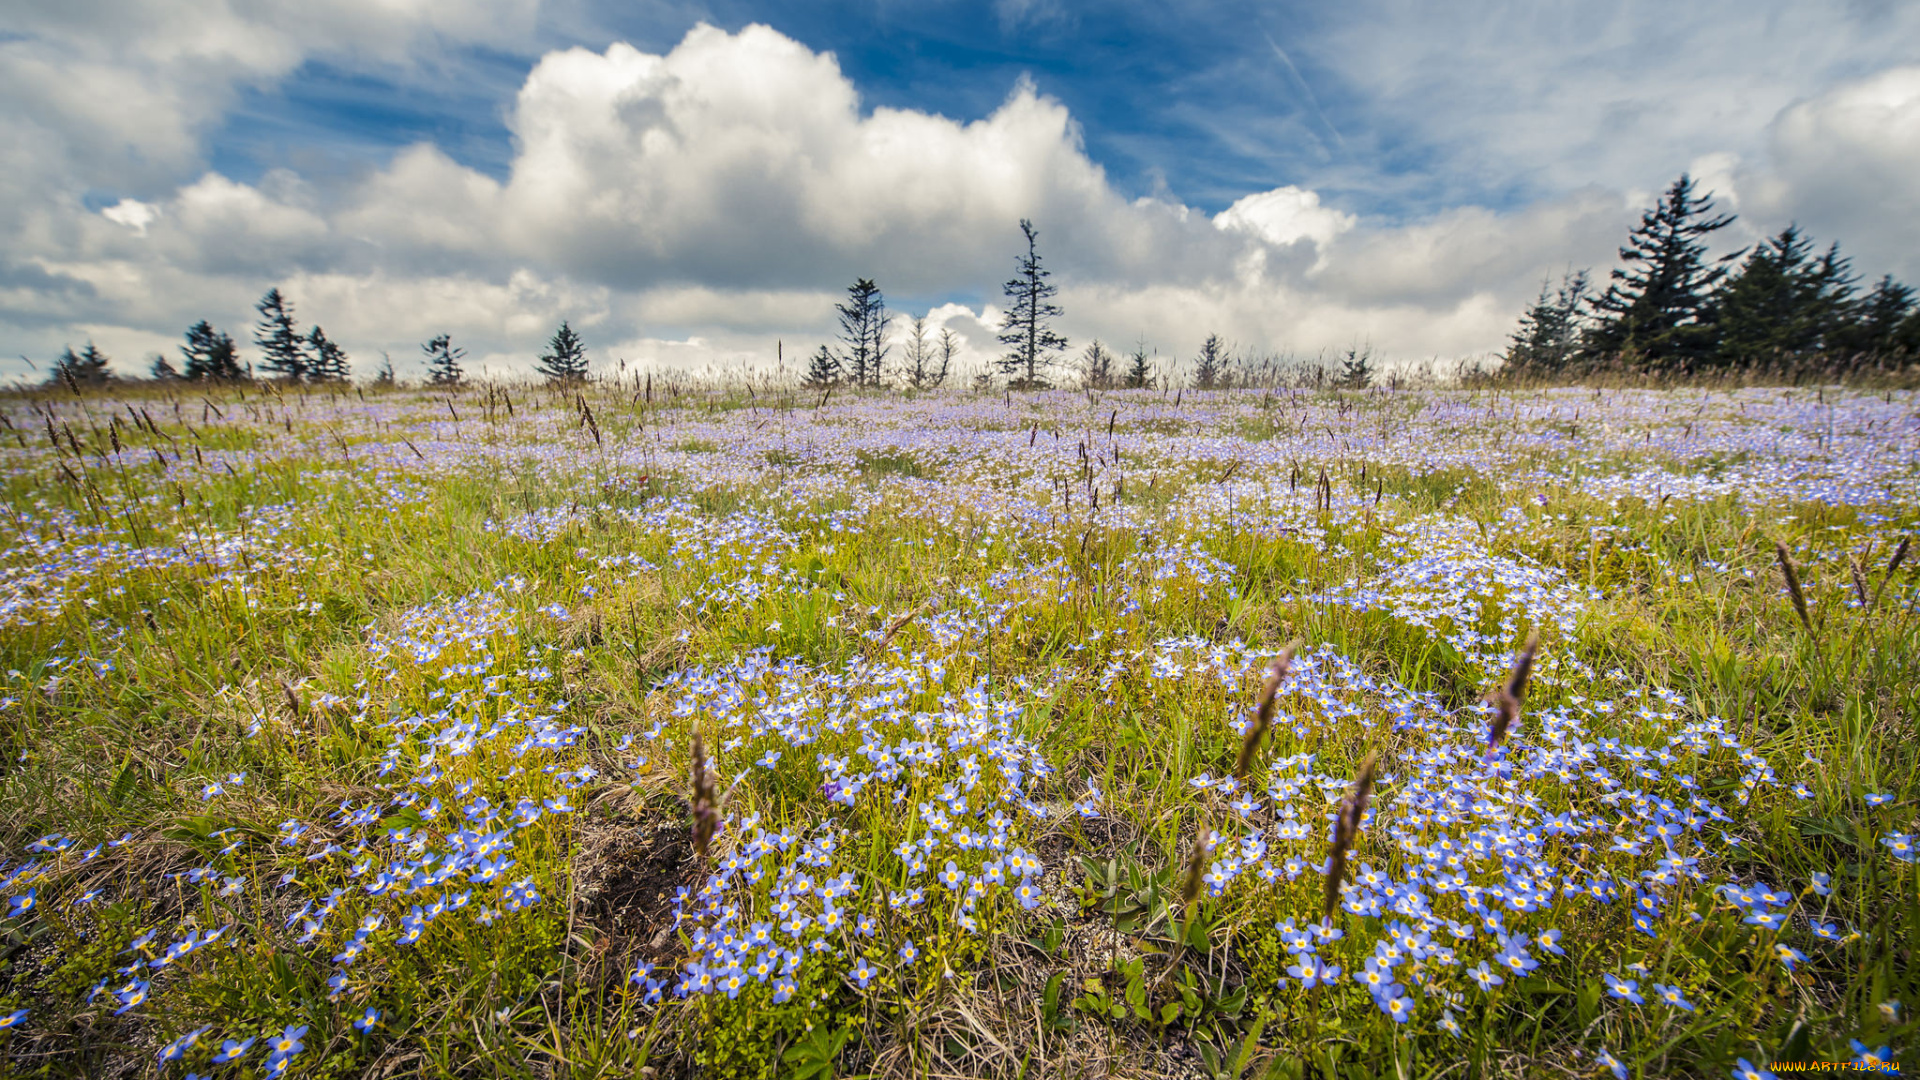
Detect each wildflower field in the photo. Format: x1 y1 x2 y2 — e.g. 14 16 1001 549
0 379 1914 1080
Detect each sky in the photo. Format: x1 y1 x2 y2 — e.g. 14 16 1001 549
4 0 1918 383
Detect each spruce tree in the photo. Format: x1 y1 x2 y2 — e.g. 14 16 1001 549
1192 333 1228 389
1505 269 1590 376
1081 340 1115 389
1124 339 1153 389
997 219 1068 388
181 321 244 381
1337 344 1375 389
150 353 181 380
835 280 889 388
537 321 590 383
306 326 351 382
1716 227 1857 367
422 333 465 386
1836 275 1917 360
254 288 310 381
51 342 113 387
804 344 842 387
933 328 957 390
1583 174 1739 372
902 313 933 388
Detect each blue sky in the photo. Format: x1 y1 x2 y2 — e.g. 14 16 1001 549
206 1 1504 221
4 0 1919 379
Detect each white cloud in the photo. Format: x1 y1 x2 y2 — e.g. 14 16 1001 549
101 199 159 235
1213 186 1355 255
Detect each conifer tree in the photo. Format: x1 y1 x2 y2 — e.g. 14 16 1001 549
254 288 310 381
1715 226 1858 367
180 321 244 381
1505 269 1590 376
306 326 351 382
804 344 842 387
1125 339 1153 389
1583 174 1739 372
537 321 590 383
422 333 465 386
1337 344 1375 389
51 342 113 386
997 219 1068 388
835 280 889 388
1192 333 1228 389
1836 275 1917 360
1081 340 1115 389
150 353 181 380
933 328 957 390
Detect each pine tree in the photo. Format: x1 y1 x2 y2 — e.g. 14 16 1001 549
149 353 180 380
1081 340 1115 389
835 280 889 388
422 333 465 386
1192 333 1228 389
1124 339 1153 389
51 342 113 387
372 352 397 387
804 344 842 387
180 320 244 381
1505 269 1590 376
997 219 1068 388
254 288 310 381
1583 174 1740 373
537 321 590 383
306 326 351 382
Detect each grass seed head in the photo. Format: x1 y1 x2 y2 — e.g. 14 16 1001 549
1775 540 1813 632
1322 752 1377 926
690 730 718 861
1485 631 1540 755
1231 644 1298 783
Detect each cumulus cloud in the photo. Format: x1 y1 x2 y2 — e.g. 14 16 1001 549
3 15 1918 382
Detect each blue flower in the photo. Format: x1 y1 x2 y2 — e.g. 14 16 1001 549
0 1009 27 1029
212 1036 256 1063
1467 961 1504 992
353 1008 381 1032
158 1025 213 1063
1602 973 1643 1004
265 1023 308 1061
1596 1047 1627 1080
1850 1040 1893 1068
1651 983 1695 1012
1731 1058 1776 1080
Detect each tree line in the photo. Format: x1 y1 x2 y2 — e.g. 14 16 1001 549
806 217 1347 393
40 288 597 390
1505 174 1920 379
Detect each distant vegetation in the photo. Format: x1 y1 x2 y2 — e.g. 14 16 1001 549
1499 174 1920 383
30 174 1920 397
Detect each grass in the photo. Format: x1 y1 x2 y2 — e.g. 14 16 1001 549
0 379 1913 1079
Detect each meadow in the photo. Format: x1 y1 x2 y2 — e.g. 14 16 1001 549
0 378 1912 1080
